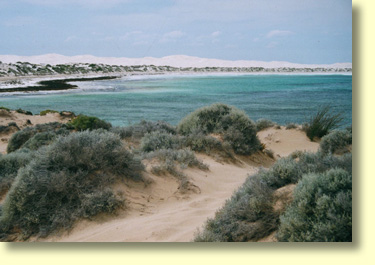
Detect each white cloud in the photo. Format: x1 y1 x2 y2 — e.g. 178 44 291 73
266 30 294 38
211 31 222 37
266 41 278 49
64 35 78 42
160 30 186 43
164 31 185 39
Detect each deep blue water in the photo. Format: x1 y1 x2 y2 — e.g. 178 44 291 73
0 74 352 127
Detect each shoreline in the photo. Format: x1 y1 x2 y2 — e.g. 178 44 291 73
0 71 352 94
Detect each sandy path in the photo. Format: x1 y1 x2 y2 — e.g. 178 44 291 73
41 156 259 242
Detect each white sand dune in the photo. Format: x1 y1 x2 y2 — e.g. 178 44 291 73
0 53 352 69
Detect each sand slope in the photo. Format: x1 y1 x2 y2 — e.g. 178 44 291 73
41 155 269 242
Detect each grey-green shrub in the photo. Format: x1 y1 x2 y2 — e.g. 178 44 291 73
140 132 179 152
144 148 208 184
7 122 70 153
111 120 176 139
320 129 352 154
277 169 352 242
0 150 34 197
0 130 144 239
285 123 298 130
177 103 261 155
255 119 275 131
180 133 234 159
194 152 352 242
22 130 69 151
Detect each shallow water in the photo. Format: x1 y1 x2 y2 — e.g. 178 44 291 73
0 74 352 127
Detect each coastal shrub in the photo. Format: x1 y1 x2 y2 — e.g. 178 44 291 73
140 132 179 152
255 119 276 131
0 106 10 112
303 106 343 141
0 123 20 135
285 123 298 130
194 172 276 242
145 148 208 181
69 114 112 131
6 122 70 153
194 152 352 242
319 129 352 155
21 130 69 151
177 103 261 155
39 109 58 116
0 130 144 239
16 109 33 115
277 169 352 242
0 150 34 197
180 133 234 159
111 120 176 139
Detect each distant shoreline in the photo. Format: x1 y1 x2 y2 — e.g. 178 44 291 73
0 71 352 94
0 76 119 93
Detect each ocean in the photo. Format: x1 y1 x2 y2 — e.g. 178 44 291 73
0 74 352 127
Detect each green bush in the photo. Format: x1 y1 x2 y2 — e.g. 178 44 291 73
303 106 343 141
285 123 298 130
111 120 176 139
0 106 10 112
140 132 179 152
320 129 352 155
39 109 58 116
194 152 352 242
69 115 112 131
144 148 208 183
0 130 144 239
277 169 352 242
255 119 276 131
0 150 34 197
7 122 70 153
22 131 69 151
15 109 33 115
180 132 234 159
177 103 261 155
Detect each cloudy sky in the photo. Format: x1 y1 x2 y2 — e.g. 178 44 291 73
0 0 352 63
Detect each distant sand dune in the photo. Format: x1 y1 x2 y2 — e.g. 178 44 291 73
0 53 352 69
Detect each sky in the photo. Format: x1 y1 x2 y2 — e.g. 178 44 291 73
0 0 352 64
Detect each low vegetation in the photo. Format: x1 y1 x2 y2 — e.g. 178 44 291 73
277 168 352 242
0 130 144 240
7 122 71 153
0 150 35 197
111 120 177 139
0 103 351 242
178 103 262 155
39 109 58 116
194 151 352 242
69 114 112 131
319 128 352 155
303 106 343 141
255 119 276 131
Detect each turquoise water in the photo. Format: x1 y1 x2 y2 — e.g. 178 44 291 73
0 74 352 127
